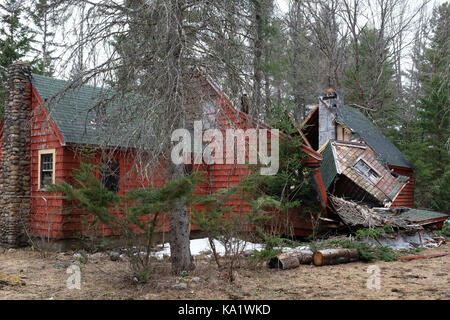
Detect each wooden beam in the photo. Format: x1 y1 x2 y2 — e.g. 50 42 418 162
395 252 449 261
287 112 313 149
301 104 319 127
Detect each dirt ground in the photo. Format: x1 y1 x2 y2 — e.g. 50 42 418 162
0 241 449 300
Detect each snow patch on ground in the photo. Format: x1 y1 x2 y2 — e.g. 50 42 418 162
360 231 443 250
151 237 307 260
143 231 444 260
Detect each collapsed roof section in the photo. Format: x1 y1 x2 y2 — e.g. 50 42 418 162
320 140 409 207
330 196 449 230
302 90 414 169
300 89 448 231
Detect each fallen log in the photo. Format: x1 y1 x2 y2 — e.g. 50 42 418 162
395 252 449 261
296 250 314 264
313 248 359 266
268 250 313 270
269 253 299 270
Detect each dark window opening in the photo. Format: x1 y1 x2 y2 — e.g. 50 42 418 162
40 153 53 189
101 160 120 193
332 175 382 207
184 164 193 175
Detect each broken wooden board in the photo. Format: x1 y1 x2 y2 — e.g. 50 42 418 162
395 252 449 261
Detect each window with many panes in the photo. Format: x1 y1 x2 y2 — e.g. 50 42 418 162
353 159 380 184
39 151 55 189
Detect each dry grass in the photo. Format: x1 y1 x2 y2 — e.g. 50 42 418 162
0 241 449 300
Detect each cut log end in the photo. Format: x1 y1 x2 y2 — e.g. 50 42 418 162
313 252 323 266
313 248 359 266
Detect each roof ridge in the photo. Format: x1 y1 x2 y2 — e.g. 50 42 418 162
339 105 414 169
31 73 110 93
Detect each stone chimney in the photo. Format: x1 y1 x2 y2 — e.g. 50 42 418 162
318 88 344 148
0 62 32 247
321 88 344 114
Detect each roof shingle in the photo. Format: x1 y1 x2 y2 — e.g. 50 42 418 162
31 74 146 148
337 106 414 169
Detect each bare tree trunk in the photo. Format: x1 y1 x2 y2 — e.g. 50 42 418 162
252 0 263 117
343 0 365 104
167 161 195 274
166 1 194 275
264 68 271 110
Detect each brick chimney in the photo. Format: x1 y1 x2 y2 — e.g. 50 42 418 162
0 62 32 247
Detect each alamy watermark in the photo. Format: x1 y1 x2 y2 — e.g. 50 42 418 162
366 265 381 290
66 265 81 290
171 121 279 175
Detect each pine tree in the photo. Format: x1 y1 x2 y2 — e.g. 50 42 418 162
0 0 36 118
29 0 62 76
402 3 449 211
51 160 203 282
343 28 398 130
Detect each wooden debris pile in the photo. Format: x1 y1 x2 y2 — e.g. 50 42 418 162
267 196 447 270
329 195 419 230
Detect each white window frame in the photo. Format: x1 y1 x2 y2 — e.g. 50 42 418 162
38 149 56 190
352 157 381 184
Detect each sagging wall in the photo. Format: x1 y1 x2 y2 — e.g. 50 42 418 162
0 62 32 247
389 165 415 208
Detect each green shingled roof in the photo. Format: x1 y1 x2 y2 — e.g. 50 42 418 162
319 142 338 190
336 106 413 169
31 74 146 147
378 208 449 223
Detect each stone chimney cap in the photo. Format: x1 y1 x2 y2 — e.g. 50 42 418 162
323 88 337 100
319 88 344 117
8 61 32 78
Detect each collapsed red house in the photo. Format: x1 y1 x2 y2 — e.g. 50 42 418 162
0 62 326 247
302 89 448 230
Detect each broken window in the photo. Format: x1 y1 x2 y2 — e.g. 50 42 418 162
101 160 120 193
353 159 380 184
336 124 345 141
336 124 352 141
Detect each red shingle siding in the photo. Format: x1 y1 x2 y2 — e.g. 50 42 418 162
25 76 323 240
30 88 66 239
0 124 3 178
389 165 415 208
209 96 261 217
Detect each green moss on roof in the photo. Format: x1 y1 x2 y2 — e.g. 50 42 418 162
380 208 448 223
337 106 413 169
